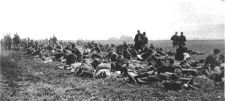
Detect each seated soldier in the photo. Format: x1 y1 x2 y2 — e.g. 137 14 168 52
149 44 155 50
148 56 165 75
91 58 101 69
141 44 149 54
122 42 128 49
175 45 188 60
72 48 82 62
156 53 197 77
129 47 138 58
166 50 175 56
120 61 138 77
204 49 221 70
54 51 65 61
172 64 197 78
95 60 111 72
201 55 224 78
124 56 162 84
76 59 95 78
65 53 77 65
123 47 132 60
113 52 126 71
157 58 176 74
155 56 197 77
90 43 101 53
105 48 118 62
91 50 103 59
179 53 191 69
155 48 167 56
82 48 91 59
137 48 154 60
94 60 111 78
206 56 224 83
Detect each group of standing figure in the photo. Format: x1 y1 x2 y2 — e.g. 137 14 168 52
170 32 187 60
134 30 148 52
134 30 188 61
134 31 187 51
171 32 186 48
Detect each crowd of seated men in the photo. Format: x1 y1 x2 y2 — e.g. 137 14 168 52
21 39 224 91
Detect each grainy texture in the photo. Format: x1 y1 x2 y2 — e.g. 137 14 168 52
0 40 224 101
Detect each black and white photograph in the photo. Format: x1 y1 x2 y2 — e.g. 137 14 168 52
0 0 224 100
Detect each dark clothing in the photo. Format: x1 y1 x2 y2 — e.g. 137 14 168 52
179 35 186 46
72 48 82 62
182 69 197 77
91 59 101 69
91 53 103 59
134 33 144 51
157 65 176 74
66 53 77 65
142 36 148 45
134 33 143 43
121 65 129 77
123 49 131 60
115 56 126 71
122 43 128 49
171 35 179 47
76 63 94 78
163 81 183 91
54 52 64 60
141 49 153 60
105 52 117 62
150 45 155 50
47 45 53 50
175 46 187 60
171 35 179 41
204 55 220 68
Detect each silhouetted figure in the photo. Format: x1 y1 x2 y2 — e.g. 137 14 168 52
134 30 143 52
179 32 186 46
171 32 179 48
142 32 148 46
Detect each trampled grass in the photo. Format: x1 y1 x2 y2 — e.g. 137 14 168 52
0 40 224 100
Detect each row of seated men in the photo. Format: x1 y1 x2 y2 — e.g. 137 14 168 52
24 41 224 91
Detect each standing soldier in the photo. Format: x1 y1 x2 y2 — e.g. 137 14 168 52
179 32 186 46
142 32 148 47
171 32 179 48
134 30 143 52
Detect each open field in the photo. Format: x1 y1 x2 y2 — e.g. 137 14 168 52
0 40 225 100
95 40 225 53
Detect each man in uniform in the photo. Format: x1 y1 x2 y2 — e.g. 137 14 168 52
171 32 179 48
179 32 186 46
142 32 148 47
134 30 143 52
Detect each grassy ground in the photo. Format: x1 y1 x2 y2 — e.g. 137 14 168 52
0 41 224 100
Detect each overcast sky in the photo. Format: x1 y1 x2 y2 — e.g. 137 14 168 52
0 0 224 40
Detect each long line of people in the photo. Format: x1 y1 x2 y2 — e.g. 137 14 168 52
22 34 224 91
